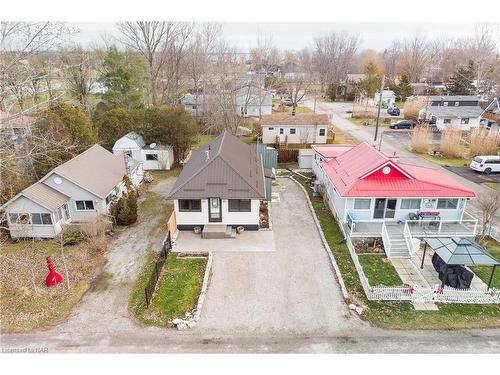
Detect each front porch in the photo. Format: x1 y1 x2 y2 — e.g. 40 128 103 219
346 212 478 239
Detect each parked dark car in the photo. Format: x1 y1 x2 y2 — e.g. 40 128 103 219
389 120 415 129
387 106 400 116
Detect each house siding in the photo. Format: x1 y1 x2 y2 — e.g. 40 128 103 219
262 125 328 144
435 116 480 131
5 196 58 238
174 199 260 229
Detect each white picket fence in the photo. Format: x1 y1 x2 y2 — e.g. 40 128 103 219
346 236 500 304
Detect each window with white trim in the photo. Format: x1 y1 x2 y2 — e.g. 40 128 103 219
401 199 421 210
354 199 371 210
75 200 95 210
290 128 296 134
9 213 30 224
460 118 469 124
31 213 53 225
228 199 251 212
437 198 458 209
319 128 326 136
146 153 158 161
443 118 451 124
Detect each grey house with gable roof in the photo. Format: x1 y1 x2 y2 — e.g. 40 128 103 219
168 131 268 231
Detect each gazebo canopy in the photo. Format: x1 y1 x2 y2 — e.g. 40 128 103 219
423 237 500 266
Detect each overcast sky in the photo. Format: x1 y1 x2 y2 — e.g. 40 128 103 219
68 22 497 52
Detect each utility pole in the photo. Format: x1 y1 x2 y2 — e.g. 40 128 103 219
374 75 385 143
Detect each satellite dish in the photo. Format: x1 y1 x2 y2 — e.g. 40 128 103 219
150 143 157 149
54 177 62 185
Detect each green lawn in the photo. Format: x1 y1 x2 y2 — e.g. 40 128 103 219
129 252 207 326
194 134 215 149
421 154 470 167
292 174 500 329
470 237 500 289
273 106 312 114
358 255 403 286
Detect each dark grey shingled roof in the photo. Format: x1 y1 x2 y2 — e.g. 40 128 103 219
168 131 266 199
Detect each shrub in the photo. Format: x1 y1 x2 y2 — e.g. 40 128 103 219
411 125 431 154
403 103 420 121
62 231 85 246
111 191 138 226
440 127 463 158
470 127 498 156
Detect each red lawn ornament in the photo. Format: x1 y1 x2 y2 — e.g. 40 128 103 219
409 287 415 295
45 256 63 287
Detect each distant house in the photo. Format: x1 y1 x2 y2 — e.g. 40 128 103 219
168 131 268 231
180 85 272 118
0 111 37 145
235 85 272 117
1 145 143 239
338 73 365 100
261 113 330 145
112 132 174 170
374 90 396 108
419 95 483 131
480 97 500 130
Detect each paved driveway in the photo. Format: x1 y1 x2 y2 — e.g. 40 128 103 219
195 178 360 335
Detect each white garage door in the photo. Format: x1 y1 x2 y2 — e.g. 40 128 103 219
298 154 313 169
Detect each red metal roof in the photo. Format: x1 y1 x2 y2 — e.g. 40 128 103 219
312 144 353 158
321 142 475 198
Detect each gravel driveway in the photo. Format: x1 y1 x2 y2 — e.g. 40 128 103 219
195 178 362 335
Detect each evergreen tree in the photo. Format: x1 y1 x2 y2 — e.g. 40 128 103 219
359 60 381 98
42 102 98 149
393 74 413 101
94 107 134 150
98 45 148 110
448 60 476 95
325 82 339 101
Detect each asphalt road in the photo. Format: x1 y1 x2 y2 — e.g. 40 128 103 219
303 99 500 233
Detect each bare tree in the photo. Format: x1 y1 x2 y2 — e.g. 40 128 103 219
0 22 71 113
282 49 315 113
399 33 429 83
477 190 500 241
116 21 194 106
59 45 99 112
313 31 360 91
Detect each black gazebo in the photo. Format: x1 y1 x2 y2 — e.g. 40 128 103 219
422 237 499 290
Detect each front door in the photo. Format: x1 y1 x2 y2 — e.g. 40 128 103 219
208 197 222 222
373 198 397 219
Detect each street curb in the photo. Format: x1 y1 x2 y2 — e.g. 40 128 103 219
286 175 350 300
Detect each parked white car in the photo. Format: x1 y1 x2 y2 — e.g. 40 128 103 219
470 155 500 174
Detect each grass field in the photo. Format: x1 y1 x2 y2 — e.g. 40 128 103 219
420 154 470 167
470 237 500 289
129 252 207 326
293 174 500 329
0 237 106 333
358 255 403 286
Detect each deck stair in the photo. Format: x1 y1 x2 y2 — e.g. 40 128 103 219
384 222 411 258
201 224 236 239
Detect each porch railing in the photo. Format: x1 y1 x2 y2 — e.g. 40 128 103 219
406 214 478 237
347 212 384 237
381 222 391 257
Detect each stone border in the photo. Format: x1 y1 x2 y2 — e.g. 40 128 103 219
172 251 213 329
193 251 213 321
286 175 350 300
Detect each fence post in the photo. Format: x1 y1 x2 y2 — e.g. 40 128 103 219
145 288 149 308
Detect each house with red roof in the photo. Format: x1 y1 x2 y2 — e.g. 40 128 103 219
313 142 477 258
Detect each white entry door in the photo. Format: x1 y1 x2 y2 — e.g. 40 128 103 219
209 198 221 222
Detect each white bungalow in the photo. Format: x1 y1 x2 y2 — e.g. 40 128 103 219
261 113 330 145
1 145 143 239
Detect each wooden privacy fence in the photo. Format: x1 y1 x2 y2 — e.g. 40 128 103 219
277 149 299 163
167 211 177 238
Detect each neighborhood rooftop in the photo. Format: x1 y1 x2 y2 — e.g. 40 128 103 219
428 95 480 102
321 142 475 198
261 113 330 126
45 144 138 199
168 131 265 200
426 106 483 118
